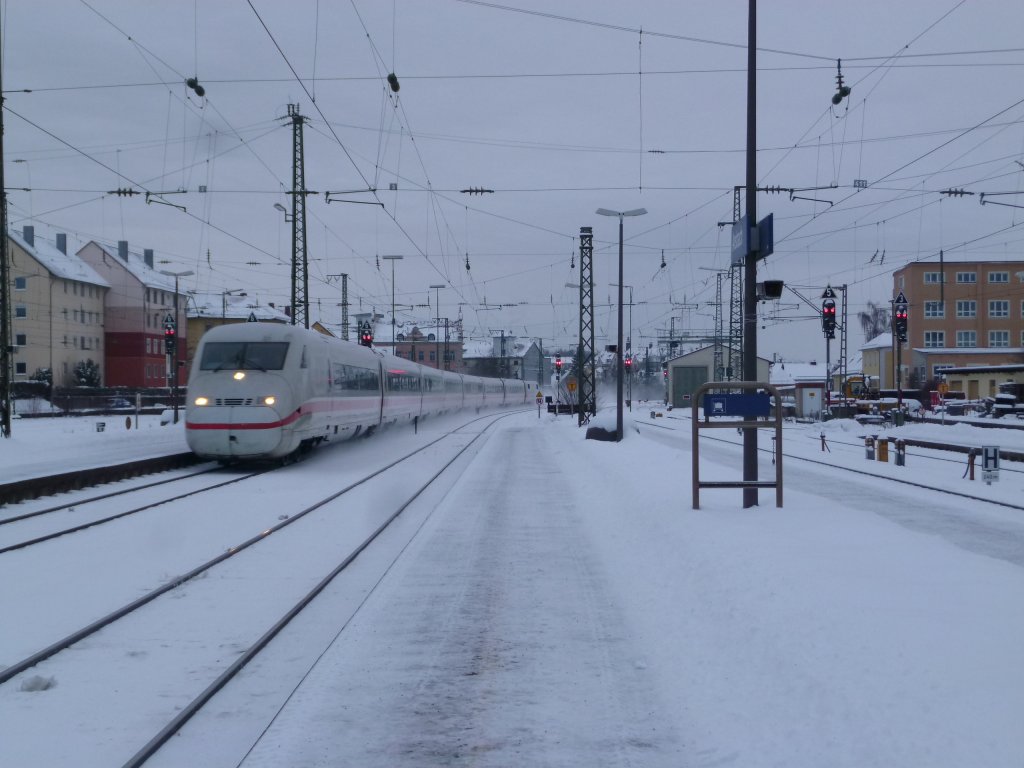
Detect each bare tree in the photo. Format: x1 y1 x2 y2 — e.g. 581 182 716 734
858 301 889 342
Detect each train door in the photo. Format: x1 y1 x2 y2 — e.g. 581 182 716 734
377 361 385 424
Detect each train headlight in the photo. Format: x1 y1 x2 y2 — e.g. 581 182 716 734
233 371 246 381
262 396 277 406
194 396 209 406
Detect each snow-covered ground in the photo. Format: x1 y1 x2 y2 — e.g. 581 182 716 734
1 407 1022 767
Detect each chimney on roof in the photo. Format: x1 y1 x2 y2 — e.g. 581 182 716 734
22 225 34 247
144 248 154 268
118 240 129 262
56 233 67 254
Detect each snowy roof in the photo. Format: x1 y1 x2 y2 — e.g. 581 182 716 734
911 346 1024 356
770 362 827 385
462 336 538 359
87 241 178 291
9 230 109 287
188 292 290 322
861 332 893 350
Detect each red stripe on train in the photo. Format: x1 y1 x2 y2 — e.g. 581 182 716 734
186 409 302 430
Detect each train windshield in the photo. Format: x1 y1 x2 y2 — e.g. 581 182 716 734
200 341 289 371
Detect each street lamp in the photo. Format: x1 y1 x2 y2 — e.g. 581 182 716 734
430 284 445 369
596 207 646 441
160 269 194 424
381 255 403 348
610 282 635 410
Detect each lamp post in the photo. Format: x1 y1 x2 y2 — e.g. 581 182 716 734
596 207 646 441
430 284 445 369
160 269 194 424
382 255 403 349
611 283 636 410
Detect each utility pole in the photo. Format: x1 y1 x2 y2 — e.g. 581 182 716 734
714 272 725 379
742 0 759 506
340 273 349 340
577 227 596 425
286 104 313 329
0 18 11 438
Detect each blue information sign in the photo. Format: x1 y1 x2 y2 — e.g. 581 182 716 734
704 393 771 418
731 215 748 265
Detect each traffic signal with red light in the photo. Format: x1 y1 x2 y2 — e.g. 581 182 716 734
893 302 908 342
164 324 177 355
359 321 373 347
555 356 562 376
821 298 836 339
624 356 632 371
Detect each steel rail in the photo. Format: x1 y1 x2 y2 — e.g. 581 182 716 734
637 419 1024 513
0 470 264 555
120 410 519 768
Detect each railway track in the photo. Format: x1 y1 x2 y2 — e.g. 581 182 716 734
0 410 520 768
0 467 265 554
0 452 202 506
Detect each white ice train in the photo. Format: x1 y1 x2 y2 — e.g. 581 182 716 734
185 322 539 461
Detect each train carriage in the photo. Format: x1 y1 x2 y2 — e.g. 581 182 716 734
185 323 531 461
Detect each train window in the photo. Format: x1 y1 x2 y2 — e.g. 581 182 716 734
200 341 289 371
331 363 380 393
386 370 421 392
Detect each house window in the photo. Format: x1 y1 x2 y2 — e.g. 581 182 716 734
14 276 27 290
955 271 976 283
15 333 27 346
988 271 1009 283
923 272 943 284
956 300 976 318
923 331 944 348
989 330 1010 347
15 305 27 318
146 338 152 354
15 362 27 375
429 351 436 361
956 330 977 347
989 300 1009 318
923 301 944 318
418 351 424 361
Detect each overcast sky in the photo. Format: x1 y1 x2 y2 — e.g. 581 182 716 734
4 0 1024 361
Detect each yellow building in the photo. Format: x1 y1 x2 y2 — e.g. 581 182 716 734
7 227 109 386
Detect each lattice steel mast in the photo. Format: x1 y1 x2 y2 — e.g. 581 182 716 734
287 104 312 328
577 227 596 425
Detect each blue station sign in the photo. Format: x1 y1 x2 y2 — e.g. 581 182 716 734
704 392 772 418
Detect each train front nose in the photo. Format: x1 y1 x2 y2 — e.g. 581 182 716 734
186 379 295 459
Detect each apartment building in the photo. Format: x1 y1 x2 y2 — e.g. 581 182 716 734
892 260 1024 385
77 240 189 388
7 226 109 386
